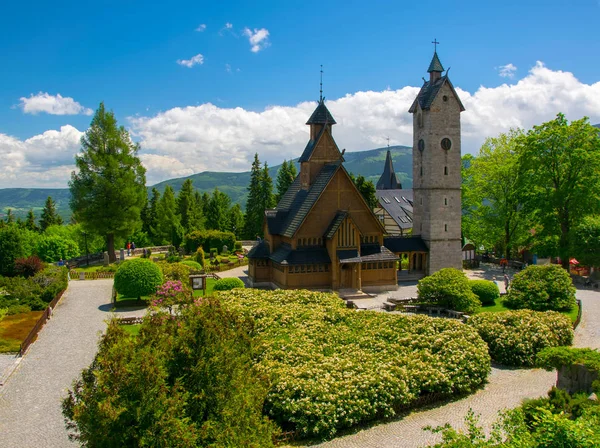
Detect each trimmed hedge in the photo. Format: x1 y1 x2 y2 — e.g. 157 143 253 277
468 310 573 366
184 230 236 255
195 247 205 267
505 264 576 311
417 268 481 313
469 279 500 305
181 260 203 271
114 259 163 299
213 277 245 291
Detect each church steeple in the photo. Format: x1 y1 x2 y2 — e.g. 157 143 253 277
376 150 401 190
427 51 444 82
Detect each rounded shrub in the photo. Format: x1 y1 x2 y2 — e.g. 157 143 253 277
156 261 193 282
181 260 203 271
417 268 481 313
469 279 500 305
195 247 205 268
468 310 573 366
505 264 576 311
114 259 163 300
213 277 245 291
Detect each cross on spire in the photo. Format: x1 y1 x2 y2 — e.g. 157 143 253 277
320 65 323 102
432 38 440 52
386 136 390 148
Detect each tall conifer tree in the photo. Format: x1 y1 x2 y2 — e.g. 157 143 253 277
205 188 231 231
156 185 183 246
243 154 263 239
177 179 202 233
228 204 244 239
40 196 62 230
25 209 38 232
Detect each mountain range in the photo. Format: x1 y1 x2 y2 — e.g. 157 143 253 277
0 145 413 221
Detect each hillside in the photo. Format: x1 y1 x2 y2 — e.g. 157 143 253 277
0 145 412 220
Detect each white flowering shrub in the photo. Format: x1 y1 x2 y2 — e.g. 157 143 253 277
219 289 491 438
468 310 573 367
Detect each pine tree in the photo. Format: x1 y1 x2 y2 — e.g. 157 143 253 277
275 160 298 203
228 204 245 239
156 186 184 246
201 192 210 215
25 209 38 232
261 162 275 210
243 154 263 239
5 209 14 224
40 197 62 230
147 188 161 244
177 179 203 233
69 103 147 262
205 188 231 231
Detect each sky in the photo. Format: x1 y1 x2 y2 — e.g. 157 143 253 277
1 0 600 188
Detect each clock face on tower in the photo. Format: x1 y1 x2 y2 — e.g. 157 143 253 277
441 138 452 151
418 139 425 152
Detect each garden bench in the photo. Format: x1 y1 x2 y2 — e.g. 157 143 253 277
382 302 397 311
427 307 444 316
445 309 464 319
403 305 419 313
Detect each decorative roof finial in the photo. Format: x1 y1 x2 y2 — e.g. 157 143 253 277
386 136 390 148
432 38 439 52
320 65 323 102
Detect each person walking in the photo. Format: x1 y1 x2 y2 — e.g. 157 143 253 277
127 242 131 256
504 274 510 292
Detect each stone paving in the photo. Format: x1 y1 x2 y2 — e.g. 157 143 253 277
311 286 600 448
0 279 145 448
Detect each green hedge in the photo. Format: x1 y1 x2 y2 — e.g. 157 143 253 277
181 260 203 271
156 262 193 283
114 259 163 299
469 279 499 305
537 347 600 372
417 268 481 313
505 264 576 311
213 277 245 291
184 230 236 255
468 310 573 366
0 265 68 312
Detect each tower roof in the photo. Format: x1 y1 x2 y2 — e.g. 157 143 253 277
376 150 402 190
306 99 337 125
427 51 444 73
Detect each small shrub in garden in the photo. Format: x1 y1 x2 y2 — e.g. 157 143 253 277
181 260 203 271
505 264 576 311
468 310 573 366
417 268 481 313
114 259 163 300
14 256 44 278
151 280 192 314
234 241 243 251
469 279 499 305
194 247 205 267
213 277 245 291
156 261 193 282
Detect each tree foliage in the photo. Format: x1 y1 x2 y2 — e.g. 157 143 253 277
62 301 277 447
39 196 63 231
571 215 600 267
0 225 29 276
177 179 203 233
156 185 184 247
205 188 231 231
350 173 378 210
275 159 297 203
243 154 274 239
69 103 147 262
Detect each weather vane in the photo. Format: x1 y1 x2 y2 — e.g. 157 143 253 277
320 65 324 102
432 38 440 52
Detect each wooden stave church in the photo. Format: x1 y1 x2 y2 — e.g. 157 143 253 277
247 98 399 292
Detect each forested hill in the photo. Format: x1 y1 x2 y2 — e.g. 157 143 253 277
0 145 412 220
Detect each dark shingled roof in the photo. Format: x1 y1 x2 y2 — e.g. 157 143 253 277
275 162 341 238
306 99 336 125
427 51 444 73
324 211 348 240
359 245 398 262
384 236 429 253
270 244 331 265
375 189 414 230
247 240 270 259
277 176 301 209
408 76 466 113
298 123 328 163
337 249 360 263
266 209 289 235
376 150 402 190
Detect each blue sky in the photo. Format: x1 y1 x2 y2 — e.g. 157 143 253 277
1 0 600 187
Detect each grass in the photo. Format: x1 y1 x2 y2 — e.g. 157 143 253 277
114 293 150 308
193 277 217 297
0 311 44 353
477 297 580 323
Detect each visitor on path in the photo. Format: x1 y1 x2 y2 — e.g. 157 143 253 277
127 242 131 256
504 274 510 291
131 242 136 254
500 258 508 273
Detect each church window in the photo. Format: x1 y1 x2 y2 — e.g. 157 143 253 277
444 197 448 206
417 112 423 128
325 264 329 272
443 95 448 102
444 166 448 175
441 138 452 150
445 224 448 232
301 265 306 273
319 265 323 272
420 166 423 177
418 139 425 151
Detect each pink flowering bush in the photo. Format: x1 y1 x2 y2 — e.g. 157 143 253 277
151 280 192 314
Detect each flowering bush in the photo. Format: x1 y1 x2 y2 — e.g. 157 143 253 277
151 280 192 314
505 264 576 311
218 289 491 438
468 310 573 366
418 268 481 313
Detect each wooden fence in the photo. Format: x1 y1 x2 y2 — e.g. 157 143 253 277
19 288 67 356
573 299 583 329
69 270 115 280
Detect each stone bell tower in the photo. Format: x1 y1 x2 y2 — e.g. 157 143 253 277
408 44 465 274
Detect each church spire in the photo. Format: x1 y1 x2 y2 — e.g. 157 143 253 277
427 39 444 82
376 150 401 190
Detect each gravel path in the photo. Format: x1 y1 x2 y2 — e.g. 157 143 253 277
311 287 600 448
0 280 145 448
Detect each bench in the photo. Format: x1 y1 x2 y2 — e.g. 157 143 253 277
382 302 397 311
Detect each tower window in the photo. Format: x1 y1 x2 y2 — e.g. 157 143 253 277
443 95 448 102
418 139 425 152
441 138 452 151
417 112 423 128
445 224 448 232
444 166 448 175
420 166 423 177
444 197 448 206
420 197 423 205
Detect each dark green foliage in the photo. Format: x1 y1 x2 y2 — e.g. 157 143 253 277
350 173 378 210
35 234 79 263
417 268 481 313
205 188 231 231
34 265 69 302
234 241 243 251
156 262 193 283
155 185 185 247
7 304 31 315
0 225 28 276
13 256 44 278
571 215 600 268
537 347 600 372
213 277 245 291
146 188 161 243
39 196 63 231
468 310 573 366
184 230 236 255
70 103 147 262
228 203 244 239
505 264 576 311
0 265 67 310
114 259 163 299
243 154 274 239
62 301 277 447
25 209 38 232
275 159 297 203
469 280 500 305
177 179 203 233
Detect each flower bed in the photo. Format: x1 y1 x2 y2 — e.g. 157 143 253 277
219 289 491 438
468 310 573 366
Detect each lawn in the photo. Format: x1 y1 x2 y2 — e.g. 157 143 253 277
0 311 44 353
114 293 150 308
477 297 580 323
193 277 217 297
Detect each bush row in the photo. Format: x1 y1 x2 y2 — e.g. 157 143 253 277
183 230 236 255
0 265 68 313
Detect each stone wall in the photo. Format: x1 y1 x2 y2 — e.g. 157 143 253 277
557 364 599 395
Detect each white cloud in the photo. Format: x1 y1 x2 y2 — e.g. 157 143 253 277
225 63 231 73
195 23 206 32
225 22 233 29
243 27 270 52
2 62 600 188
176 53 204 68
19 92 93 115
497 63 517 78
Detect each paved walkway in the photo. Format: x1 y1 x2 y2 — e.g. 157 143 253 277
0 280 145 448
311 287 600 448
